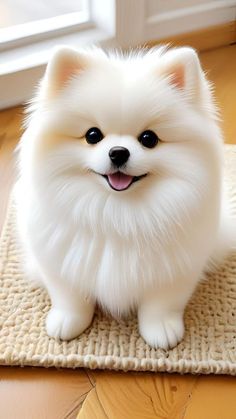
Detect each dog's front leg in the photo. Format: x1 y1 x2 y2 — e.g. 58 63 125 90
138 277 198 349
45 281 95 341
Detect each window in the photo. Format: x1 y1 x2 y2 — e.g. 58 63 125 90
0 0 91 51
0 0 117 109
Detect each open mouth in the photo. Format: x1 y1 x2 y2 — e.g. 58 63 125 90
102 172 147 191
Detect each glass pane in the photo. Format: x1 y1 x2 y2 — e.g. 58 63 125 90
0 0 88 29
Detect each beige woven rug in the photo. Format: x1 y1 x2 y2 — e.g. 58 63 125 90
1 145 236 375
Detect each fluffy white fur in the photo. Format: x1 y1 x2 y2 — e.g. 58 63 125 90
15 46 235 349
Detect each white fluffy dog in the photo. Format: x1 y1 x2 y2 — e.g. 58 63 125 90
15 46 235 349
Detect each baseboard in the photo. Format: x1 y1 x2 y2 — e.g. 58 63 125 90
147 22 236 52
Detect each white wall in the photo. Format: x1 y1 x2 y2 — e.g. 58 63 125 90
147 0 214 16
116 0 236 47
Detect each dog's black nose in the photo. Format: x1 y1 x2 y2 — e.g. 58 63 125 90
109 147 130 167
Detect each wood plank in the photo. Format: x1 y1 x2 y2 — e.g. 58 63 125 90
80 373 236 419
0 105 23 232
78 387 108 419
147 22 236 53
183 376 236 419
200 44 236 145
78 371 198 419
0 366 93 419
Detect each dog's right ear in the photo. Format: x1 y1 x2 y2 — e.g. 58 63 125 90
42 47 87 98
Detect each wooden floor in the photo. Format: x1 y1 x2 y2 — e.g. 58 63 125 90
0 44 236 419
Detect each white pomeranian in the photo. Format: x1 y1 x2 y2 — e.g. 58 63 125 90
15 45 235 349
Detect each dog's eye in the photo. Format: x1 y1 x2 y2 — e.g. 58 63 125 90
138 130 159 149
85 127 104 144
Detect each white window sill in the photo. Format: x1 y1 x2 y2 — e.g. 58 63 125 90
0 27 115 75
0 27 116 109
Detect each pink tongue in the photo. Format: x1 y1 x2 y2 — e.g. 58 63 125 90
108 172 133 190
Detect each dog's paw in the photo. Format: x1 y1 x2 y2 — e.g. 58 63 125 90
138 312 184 350
46 307 94 341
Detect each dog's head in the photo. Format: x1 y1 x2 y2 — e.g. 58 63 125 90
23 46 220 208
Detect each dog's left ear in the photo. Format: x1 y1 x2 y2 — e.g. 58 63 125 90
160 47 205 103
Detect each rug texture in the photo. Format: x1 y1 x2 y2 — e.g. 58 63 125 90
1 145 236 374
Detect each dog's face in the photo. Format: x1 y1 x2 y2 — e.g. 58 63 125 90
27 46 218 205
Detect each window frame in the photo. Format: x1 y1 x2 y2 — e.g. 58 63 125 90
0 10 92 52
